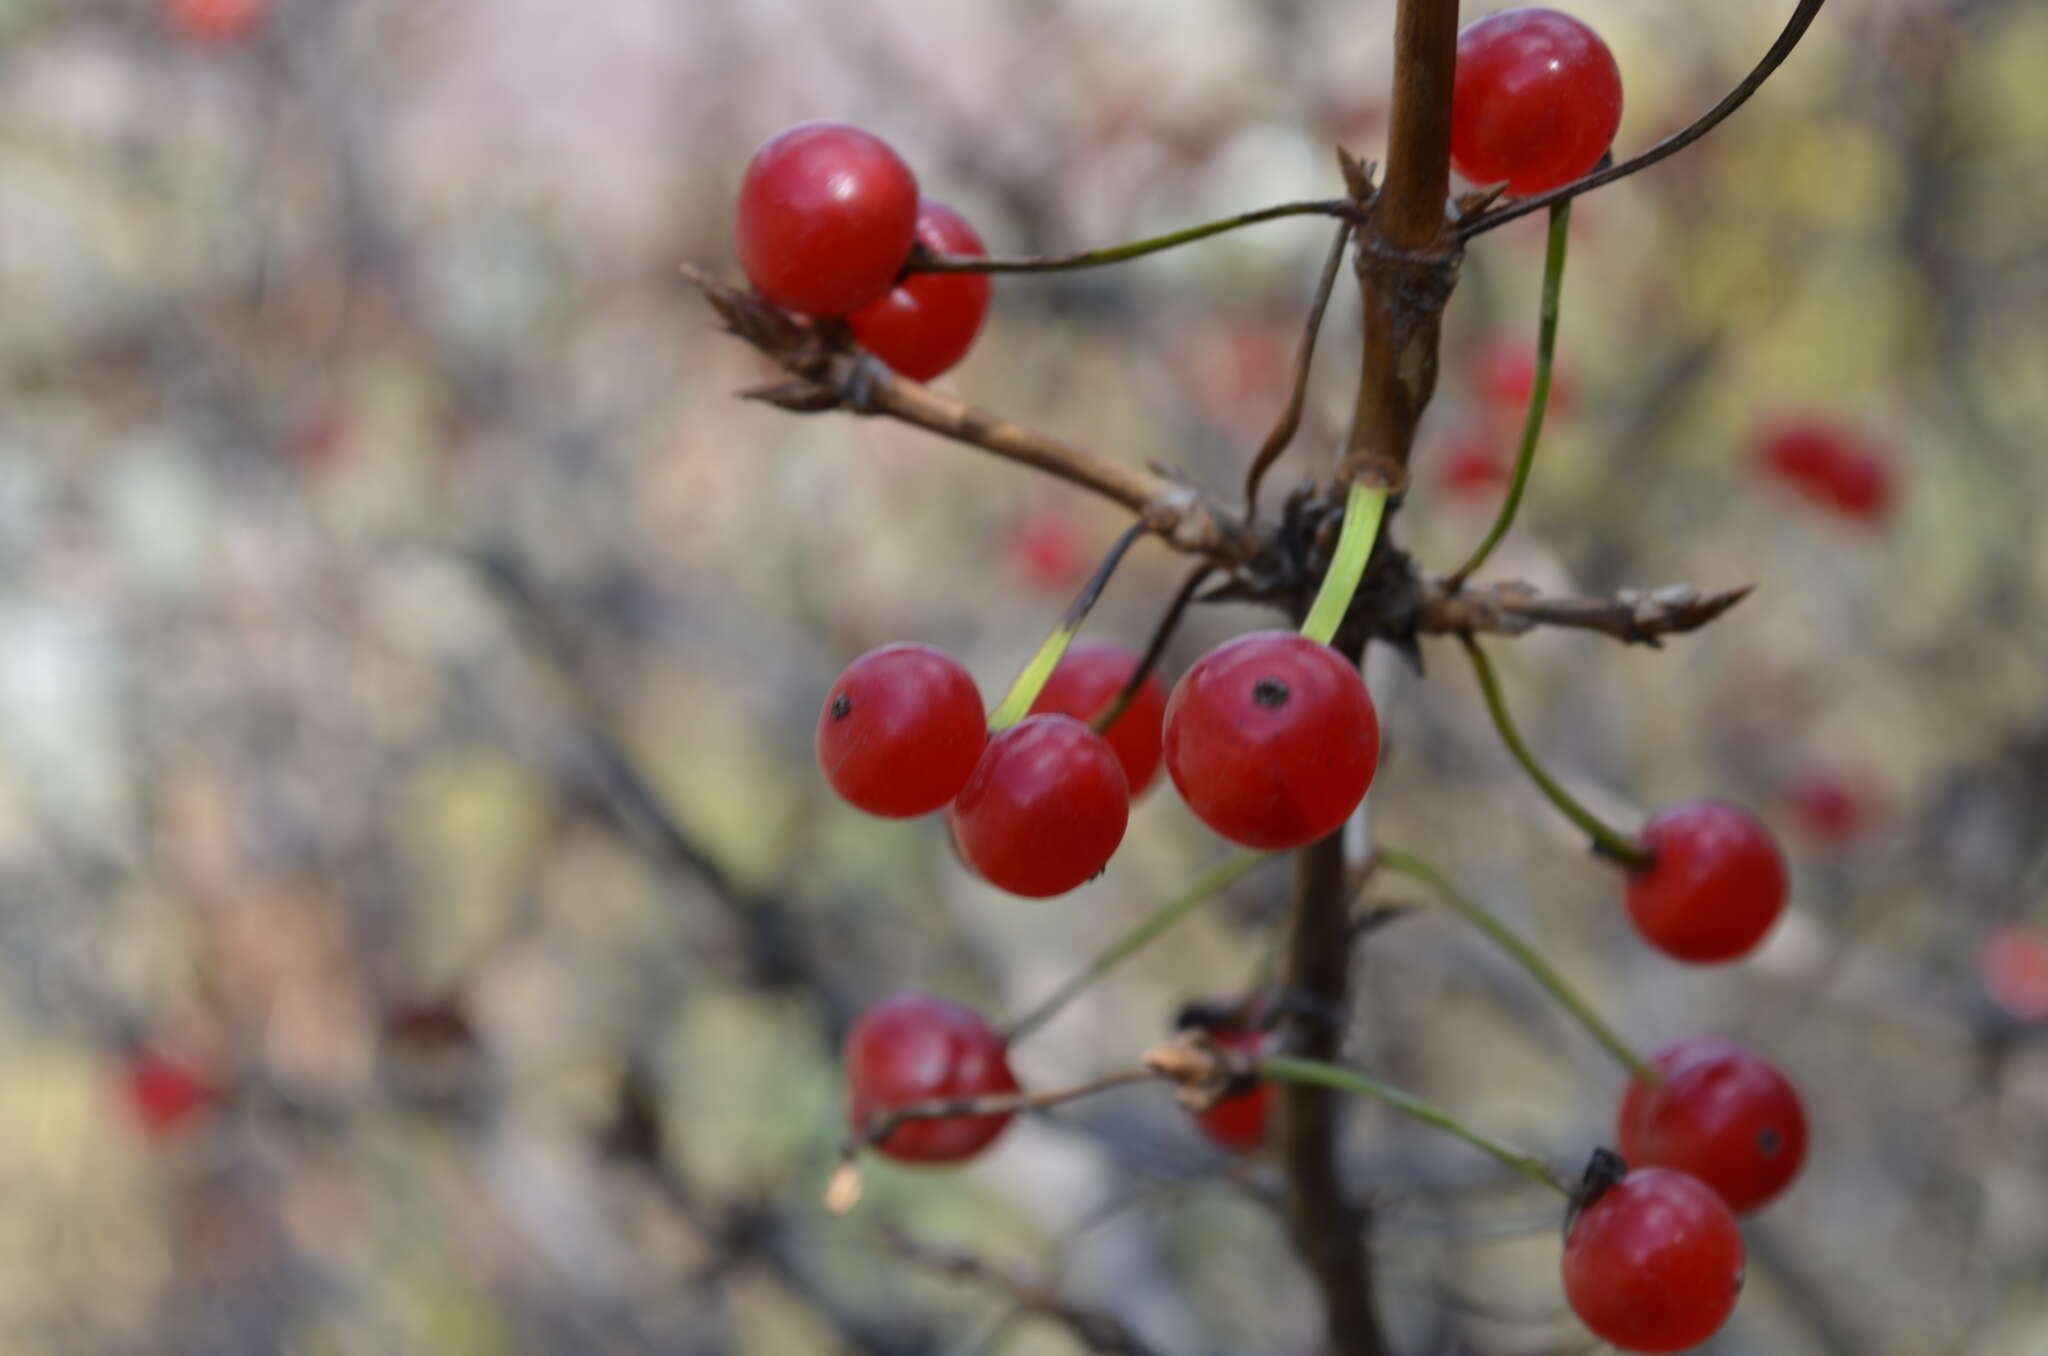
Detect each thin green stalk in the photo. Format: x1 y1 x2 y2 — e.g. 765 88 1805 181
1005 852 1269 1044
988 520 1146 730
1375 847 1656 1082
1300 480 1390 646
1460 635 1650 869
906 200 1354 275
1451 200 1571 585
1259 1055 1573 1197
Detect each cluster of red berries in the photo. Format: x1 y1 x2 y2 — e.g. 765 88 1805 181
816 627 1386 894
736 123 992 381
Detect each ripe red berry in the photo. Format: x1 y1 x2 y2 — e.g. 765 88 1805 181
1561 1167 1745 1352
951 715 1129 897
1027 640 1169 797
1616 1037 1808 1214
848 200 992 381
122 1046 221 1138
1191 1028 1273 1153
1980 926 2048 1022
1451 9 1624 196
1785 769 1880 847
1476 339 1575 422
735 123 920 318
1626 800 1787 963
1436 429 1510 498
1163 632 1379 850
844 994 1019 1164
1755 419 1895 524
167 0 266 43
816 644 986 818
1004 508 1091 593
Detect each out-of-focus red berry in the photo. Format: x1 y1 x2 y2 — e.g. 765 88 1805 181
167 0 267 44
1755 419 1897 525
122 1046 222 1139
1476 339 1575 422
1980 926 2048 1022
1785 770 1882 847
1436 429 1510 498
1191 1028 1273 1153
1004 509 1092 594
844 993 1018 1164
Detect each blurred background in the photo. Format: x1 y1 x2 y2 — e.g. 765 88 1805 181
1 0 2044 1352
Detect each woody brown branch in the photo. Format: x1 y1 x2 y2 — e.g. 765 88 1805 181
1415 579 1754 645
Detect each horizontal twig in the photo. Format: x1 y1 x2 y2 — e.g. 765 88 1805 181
1415 577 1753 646
680 263 1252 559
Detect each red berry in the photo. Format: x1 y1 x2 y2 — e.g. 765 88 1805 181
1616 1037 1808 1213
844 994 1019 1164
1004 508 1091 593
1785 770 1879 847
816 644 986 818
1980 926 2048 1022
122 1047 221 1138
1027 640 1169 796
1476 338 1575 422
735 123 920 318
167 0 266 43
1163 632 1379 850
1561 1167 1745 1352
1626 800 1787 963
1191 1028 1273 1153
1436 429 1510 498
1452 9 1624 196
848 200 992 381
951 715 1129 897
1755 419 1895 524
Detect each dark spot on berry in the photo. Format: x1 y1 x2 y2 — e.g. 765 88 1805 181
830 693 851 720
1757 1126 1782 1156
1251 678 1290 709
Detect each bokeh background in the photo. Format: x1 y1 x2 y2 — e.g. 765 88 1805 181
1 0 2044 1352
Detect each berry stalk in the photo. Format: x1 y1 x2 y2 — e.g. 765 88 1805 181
1374 846 1656 1081
987 519 1147 730
1459 634 1651 868
1260 1055 1574 1197
1299 479 1391 646
1004 852 1271 1045
1451 200 1571 584
904 199 1356 275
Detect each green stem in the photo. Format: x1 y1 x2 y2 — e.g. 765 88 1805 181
1451 200 1571 585
1460 635 1651 870
1259 1055 1574 1197
906 200 1355 276
988 520 1146 731
1375 847 1656 1082
1300 480 1390 646
1005 852 1269 1044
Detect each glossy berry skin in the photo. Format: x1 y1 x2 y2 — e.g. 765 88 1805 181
167 0 267 43
1163 632 1379 851
1562 1167 1745 1353
844 994 1018 1164
951 715 1129 897
816 644 985 819
1027 640 1169 796
122 1048 220 1138
1626 800 1787 963
735 123 919 318
1617 1037 1808 1214
1451 9 1624 196
1191 1029 1273 1153
848 201 992 381
1756 420 1895 524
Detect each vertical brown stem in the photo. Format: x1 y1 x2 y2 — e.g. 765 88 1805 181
1279 792 1386 1356
1343 0 1463 483
1284 0 1462 1351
